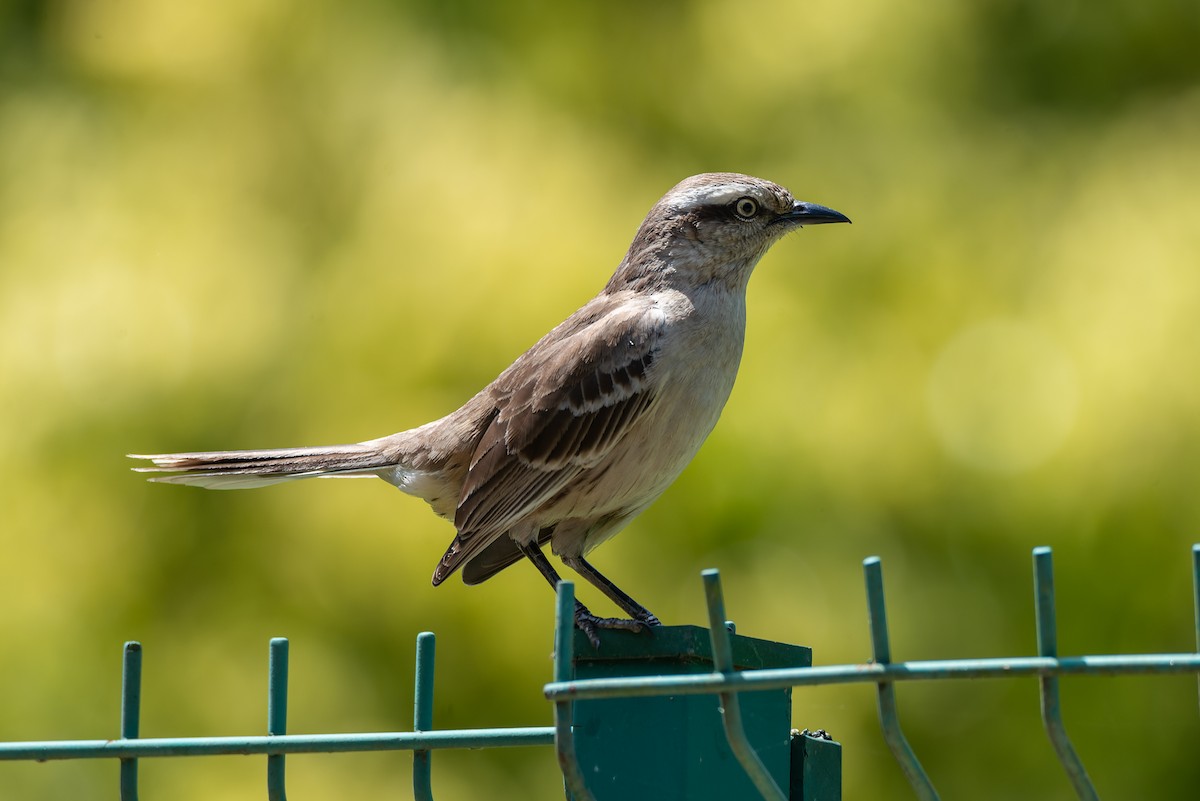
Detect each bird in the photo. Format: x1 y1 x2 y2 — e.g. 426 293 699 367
129 173 850 645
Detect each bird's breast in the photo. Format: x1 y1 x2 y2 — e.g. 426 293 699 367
559 287 748 517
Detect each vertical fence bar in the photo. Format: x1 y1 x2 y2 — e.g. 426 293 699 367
119 642 142 801
1193 544 1200 716
552 582 595 801
863 557 939 801
701 570 787 801
1032 547 1098 801
413 632 436 801
267 638 289 801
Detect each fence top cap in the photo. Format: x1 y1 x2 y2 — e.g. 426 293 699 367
573 624 812 671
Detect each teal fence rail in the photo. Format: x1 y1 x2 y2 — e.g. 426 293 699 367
2 545 1198 800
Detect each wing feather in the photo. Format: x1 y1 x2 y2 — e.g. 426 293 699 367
431 294 664 584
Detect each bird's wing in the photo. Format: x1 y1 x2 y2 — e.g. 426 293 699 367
431 294 664 584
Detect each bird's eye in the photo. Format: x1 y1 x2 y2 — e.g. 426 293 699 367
733 197 759 220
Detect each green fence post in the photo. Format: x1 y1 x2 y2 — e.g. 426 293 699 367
119 642 142 801
267 638 289 801
568 615 825 800
790 731 842 801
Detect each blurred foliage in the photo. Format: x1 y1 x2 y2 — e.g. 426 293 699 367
2 1 1199 799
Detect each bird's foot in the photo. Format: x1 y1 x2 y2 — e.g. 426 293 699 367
574 604 655 648
634 610 663 628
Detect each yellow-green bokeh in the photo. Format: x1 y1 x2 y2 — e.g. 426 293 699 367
2 2 1199 799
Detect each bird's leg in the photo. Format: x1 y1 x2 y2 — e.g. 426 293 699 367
515 540 648 648
560 555 662 628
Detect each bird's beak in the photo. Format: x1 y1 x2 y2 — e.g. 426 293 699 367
775 200 852 227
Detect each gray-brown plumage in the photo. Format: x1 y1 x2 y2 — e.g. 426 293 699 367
130 173 850 644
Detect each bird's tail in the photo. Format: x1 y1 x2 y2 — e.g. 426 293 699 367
128 442 395 489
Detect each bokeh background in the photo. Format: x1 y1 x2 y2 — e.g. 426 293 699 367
3 1 1199 799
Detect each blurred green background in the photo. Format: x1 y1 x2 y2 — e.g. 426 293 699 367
2 1 1199 799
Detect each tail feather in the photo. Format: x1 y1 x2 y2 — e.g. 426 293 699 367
128 443 395 490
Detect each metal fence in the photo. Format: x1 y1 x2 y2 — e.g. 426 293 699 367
2 545 1198 800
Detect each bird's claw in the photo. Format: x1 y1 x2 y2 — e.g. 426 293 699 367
636 611 663 628
574 607 655 648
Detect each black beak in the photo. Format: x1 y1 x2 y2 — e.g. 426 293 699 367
774 200 852 227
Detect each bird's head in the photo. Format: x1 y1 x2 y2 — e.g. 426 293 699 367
610 173 850 292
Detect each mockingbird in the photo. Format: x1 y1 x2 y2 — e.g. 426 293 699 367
130 173 850 644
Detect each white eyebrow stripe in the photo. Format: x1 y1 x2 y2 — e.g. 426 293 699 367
671 184 759 210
